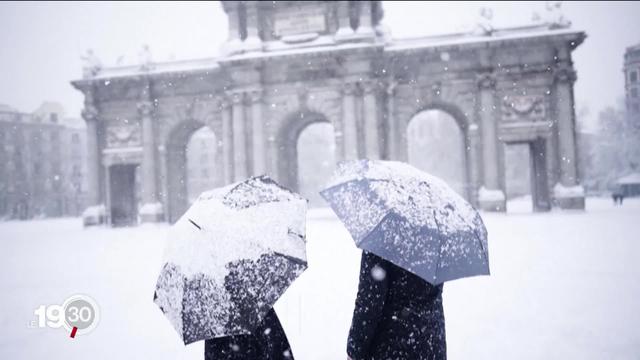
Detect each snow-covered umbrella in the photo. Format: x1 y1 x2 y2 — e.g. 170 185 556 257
320 160 489 285
153 175 307 344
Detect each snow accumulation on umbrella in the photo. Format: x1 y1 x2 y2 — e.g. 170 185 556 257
154 176 308 344
321 160 489 284
324 160 484 239
165 179 306 279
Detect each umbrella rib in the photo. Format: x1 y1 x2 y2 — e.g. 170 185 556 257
475 217 490 266
188 219 202 230
432 209 443 284
319 178 387 200
287 228 305 243
273 251 307 267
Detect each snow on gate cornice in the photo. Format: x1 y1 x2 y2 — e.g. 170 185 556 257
75 24 585 84
385 25 585 53
83 57 222 82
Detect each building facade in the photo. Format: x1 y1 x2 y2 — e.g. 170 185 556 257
72 1 586 225
0 103 88 219
624 43 640 120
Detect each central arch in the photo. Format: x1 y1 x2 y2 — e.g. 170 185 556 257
165 120 219 223
405 102 472 201
277 110 336 204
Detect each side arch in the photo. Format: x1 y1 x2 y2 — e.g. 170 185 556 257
403 101 475 201
408 100 472 132
165 119 208 223
275 110 334 192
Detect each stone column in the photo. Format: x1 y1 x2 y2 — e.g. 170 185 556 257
103 163 111 225
342 82 359 160
335 1 354 41
250 90 266 175
138 100 163 222
477 72 505 211
221 98 234 184
385 81 398 160
466 123 481 208
552 59 585 209
231 91 248 180
268 133 279 180
356 1 375 37
82 105 100 207
244 1 262 52
362 80 380 159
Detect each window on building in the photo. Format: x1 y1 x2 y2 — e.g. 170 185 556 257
71 133 80 143
201 168 209 178
34 162 42 175
631 87 638 98
631 70 638 83
51 130 59 142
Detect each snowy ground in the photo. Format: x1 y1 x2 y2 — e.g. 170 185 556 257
1 197 639 359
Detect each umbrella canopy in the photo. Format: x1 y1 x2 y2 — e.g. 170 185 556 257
154 175 307 345
320 159 489 285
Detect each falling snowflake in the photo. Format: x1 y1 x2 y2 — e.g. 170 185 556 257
371 265 386 281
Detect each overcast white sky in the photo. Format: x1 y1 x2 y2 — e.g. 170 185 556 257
1 1 639 129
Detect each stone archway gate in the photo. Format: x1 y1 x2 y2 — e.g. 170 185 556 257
72 1 586 224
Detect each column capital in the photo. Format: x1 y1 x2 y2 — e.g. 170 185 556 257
249 89 263 103
81 106 99 122
218 95 232 110
342 81 358 95
361 80 378 94
552 63 577 84
137 100 154 116
385 80 398 95
476 72 497 89
226 90 245 105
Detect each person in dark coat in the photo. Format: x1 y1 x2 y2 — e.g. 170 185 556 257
204 308 294 360
347 251 447 360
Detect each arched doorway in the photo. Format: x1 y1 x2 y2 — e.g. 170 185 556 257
166 121 220 223
407 109 469 198
186 127 220 203
297 122 336 207
278 111 336 205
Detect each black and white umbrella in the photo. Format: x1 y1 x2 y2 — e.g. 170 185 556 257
153 176 307 344
320 160 489 285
